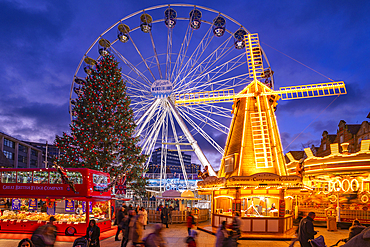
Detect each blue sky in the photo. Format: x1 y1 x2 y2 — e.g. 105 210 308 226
0 0 369 167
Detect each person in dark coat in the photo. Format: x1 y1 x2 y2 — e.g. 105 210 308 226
297 212 317 247
161 204 170 228
85 219 100 247
348 220 366 241
115 207 125 241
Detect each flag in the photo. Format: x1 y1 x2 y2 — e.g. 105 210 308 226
115 176 126 195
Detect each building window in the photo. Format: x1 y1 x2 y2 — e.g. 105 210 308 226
19 144 27 153
323 143 326 151
30 159 37 167
224 156 234 173
4 139 15 148
18 155 27 163
340 135 344 143
31 149 37 156
3 150 14 160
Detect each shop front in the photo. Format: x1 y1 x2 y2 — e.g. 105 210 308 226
0 168 112 236
198 173 302 234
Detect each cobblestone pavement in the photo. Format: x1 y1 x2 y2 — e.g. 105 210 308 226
0 223 348 247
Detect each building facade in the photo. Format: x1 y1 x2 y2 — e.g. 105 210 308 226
147 148 201 176
0 132 43 168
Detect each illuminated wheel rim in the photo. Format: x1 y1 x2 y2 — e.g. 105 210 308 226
69 4 273 189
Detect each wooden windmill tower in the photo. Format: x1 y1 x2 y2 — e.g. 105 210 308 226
176 33 347 178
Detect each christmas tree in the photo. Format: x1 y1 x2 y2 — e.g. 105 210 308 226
55 52 148 195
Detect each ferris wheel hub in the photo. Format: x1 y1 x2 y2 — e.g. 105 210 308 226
151 79 173 99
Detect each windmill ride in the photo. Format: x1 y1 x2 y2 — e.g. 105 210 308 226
191 33 346 235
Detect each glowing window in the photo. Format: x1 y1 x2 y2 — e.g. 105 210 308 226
33 171 49 184
17 171 33 183
1 171 16 183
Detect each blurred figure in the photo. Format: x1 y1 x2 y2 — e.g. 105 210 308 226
161 205 170 228
348 220 366 241
185 230 198 247
129 210 143 246
143 224 166 247
85 219 100 247
139 207 148 230
31 216 57 247
18 238 34 247
156 204 163 211
187 211 195 235
297 212 317 247
231 212 241 240
115 206 124 241
121 210 135 247
135 205 140 214
215 221 228 247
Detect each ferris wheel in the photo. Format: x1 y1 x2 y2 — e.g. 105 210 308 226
69 4 275 189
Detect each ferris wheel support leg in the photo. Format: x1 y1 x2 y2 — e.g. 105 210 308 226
167 100 217 177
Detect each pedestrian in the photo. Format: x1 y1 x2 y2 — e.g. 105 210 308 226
115 207 125 241
215 221 228 247
297 212 318 247
187 211 195 235
130 210 143 246
18 238 35 247
348 220 366 241
31 216 57 247
85 219 100 247
231 212 241 240
135 205 140 214
142 224 166 247
161 204 170 228
185 230 198 247
139 207 148 230
157 204 163 211
120 213 131 247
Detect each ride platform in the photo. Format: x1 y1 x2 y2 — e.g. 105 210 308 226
197 225 297 240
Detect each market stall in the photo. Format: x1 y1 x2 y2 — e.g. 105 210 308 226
0 168 112 236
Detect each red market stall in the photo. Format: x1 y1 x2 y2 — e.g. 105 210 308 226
0 168 112 236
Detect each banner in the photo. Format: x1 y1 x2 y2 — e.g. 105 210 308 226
29 199 38 211
12 199 21 210
65 199 75 212
82 201 92 213
47 202 55 215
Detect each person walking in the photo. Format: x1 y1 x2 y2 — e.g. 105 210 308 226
187 211 195 235
185 230 198 247
115 207 125 241
139 207 148 230
85 219 100 247
297 212 318 247
348 220 366 241
31 216 57 247
161 204 170 228
143 224 166 247
215 221 228 247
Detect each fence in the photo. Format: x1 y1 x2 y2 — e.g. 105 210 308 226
148 209 209 224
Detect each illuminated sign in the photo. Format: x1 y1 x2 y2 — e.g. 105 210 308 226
12 199 21 210
65 199 75 212
147 179 198 191
29 199 37 211
312 177 370 194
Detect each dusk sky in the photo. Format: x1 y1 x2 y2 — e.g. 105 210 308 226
1 0 369 168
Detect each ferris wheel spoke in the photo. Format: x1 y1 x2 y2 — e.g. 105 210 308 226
170 23 194 84
124 73 151 92
135 99 161 136
168 111 188 187
165 28 173 81
185 104 232 119
160 111 169 182
177 53 246 94
184 72 251 93
140 105 166 153
173 25 214 88
124 32 156 81
111 47 152 86
148 31 163 79
176 36 234 90
179 107 230 134
178 109 225 155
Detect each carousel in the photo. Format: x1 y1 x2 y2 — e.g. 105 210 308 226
285 140 370 226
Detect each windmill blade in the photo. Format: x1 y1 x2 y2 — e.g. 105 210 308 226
275 81 346 100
